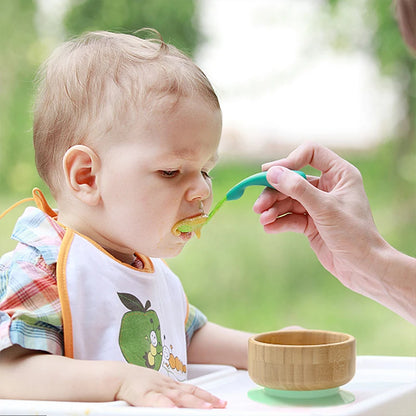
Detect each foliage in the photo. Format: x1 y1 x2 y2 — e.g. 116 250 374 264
324 0 416 162
64 0 201 56
0 0 200 194
0 0 40 193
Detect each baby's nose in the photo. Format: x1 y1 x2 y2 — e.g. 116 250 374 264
186 175 211 202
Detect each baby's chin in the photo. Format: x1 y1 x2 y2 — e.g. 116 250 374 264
144 241 188 259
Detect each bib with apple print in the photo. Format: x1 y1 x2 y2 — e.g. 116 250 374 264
117 292 187 381
118 292 164 370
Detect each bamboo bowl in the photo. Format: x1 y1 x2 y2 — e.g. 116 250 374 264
248 330 356 391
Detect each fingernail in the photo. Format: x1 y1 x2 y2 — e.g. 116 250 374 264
219 399 227 407
267 166 285 184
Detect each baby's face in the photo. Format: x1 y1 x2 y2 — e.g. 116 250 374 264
94 96 222 260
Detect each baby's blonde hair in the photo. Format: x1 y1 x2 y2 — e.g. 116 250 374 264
33 30 220 196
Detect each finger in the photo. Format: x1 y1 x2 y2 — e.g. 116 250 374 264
181 383 226 408
262 157 286 171
134 391 177 408
263 212 309 235
266 166 325 216
286 142 346 174
167 383 226 409
253 187 286 214
253 174 320 215
259 198 306 226
262 142 345 174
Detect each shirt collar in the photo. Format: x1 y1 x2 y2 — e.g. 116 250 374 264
11 207 65 265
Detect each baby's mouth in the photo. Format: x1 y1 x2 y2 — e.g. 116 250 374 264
171 214 209 239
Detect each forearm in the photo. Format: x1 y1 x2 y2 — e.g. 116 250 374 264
364 242 416 325
187 322 251 369
0 345 123 402
0 341 227 408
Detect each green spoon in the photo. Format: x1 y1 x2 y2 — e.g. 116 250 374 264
176 170 306 233
225 170 306 201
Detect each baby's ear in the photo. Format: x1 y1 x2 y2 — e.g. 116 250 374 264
63 145 101 206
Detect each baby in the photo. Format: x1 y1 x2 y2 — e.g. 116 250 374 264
0 30 251 408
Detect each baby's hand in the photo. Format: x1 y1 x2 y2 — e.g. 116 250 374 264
115 364 227 408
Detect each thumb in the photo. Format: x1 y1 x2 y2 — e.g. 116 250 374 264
266 166 322 213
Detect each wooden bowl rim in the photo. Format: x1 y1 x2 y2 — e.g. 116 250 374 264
249 329 355 349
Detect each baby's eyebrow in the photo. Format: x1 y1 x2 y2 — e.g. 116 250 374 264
207 152 219 166
169 150 219 166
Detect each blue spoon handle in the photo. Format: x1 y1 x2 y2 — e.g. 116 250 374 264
226 170 306 201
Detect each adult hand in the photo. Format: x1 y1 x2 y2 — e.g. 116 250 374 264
253 143 416 323
253 142 382 288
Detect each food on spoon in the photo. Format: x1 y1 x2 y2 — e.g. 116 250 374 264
172 214 208 238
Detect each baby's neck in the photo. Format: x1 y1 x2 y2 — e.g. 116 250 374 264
105 247 140 268
57 211 139 268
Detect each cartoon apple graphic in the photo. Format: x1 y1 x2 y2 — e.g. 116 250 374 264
117 292 163 369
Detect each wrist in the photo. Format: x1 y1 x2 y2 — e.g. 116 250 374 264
103 361 130 402
366 236 394 283
361 240 416 324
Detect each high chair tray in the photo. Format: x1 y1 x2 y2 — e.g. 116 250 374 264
0 356 415 416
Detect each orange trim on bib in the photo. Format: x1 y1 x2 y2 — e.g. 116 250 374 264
71 230 155 273
57 229 75 358
0 188 55 221
32 188 57 218
184 297 190 326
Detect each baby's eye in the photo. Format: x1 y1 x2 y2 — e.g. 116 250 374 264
160 170 179 178
201 171 212 180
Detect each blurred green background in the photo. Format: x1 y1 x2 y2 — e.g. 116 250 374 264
0 0 415 356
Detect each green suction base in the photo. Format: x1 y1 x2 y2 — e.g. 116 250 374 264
248 387 355 407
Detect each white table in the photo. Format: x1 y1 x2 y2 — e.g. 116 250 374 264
1 356 415 416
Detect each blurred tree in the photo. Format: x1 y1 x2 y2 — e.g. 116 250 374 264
324 0 415 170
64 0 201 56
0 0 40 193
0 0 201 194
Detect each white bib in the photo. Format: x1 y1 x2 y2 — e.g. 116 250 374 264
56 229 188 381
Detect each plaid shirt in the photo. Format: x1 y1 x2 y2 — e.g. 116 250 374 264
0 206 206 355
